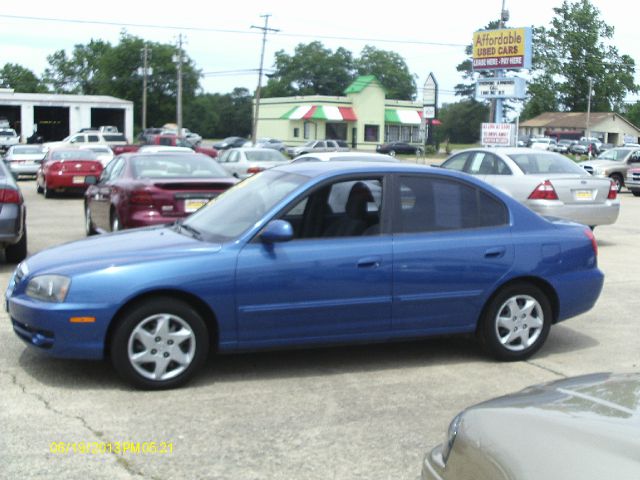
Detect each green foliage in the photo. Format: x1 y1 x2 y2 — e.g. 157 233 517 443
436 100 489 144
355 46 416 100
262 41 355 97
0 63 48 93
185 88 252 138
262 41 416 99
622 102 640 128
525 0 637 113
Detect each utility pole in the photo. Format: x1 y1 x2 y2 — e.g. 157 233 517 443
251 15 279 144
493 0 509 123
174 34 185 132
140 44 151 131
586 76 593 139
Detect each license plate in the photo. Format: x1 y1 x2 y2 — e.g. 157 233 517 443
72 176 85 184
185 198 209 213
574 190 593 200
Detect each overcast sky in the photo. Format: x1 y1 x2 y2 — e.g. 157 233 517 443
2 0 638 109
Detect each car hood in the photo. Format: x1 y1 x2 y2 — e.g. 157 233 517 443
458 373 640 479
23 226 222 276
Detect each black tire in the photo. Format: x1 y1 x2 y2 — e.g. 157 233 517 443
5 230 27 263
110 298 210 390
632 190 640 197
36 181 43 194
44 183 54 198
478 283 552 361
111 211 121 232
85 204 97 236
389 150 396 157
610 174 624 192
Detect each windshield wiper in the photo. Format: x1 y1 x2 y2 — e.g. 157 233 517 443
173 220 201 239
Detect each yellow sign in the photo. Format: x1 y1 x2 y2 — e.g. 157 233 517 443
472 28 532 70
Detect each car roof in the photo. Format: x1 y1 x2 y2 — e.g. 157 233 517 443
294 152 398 162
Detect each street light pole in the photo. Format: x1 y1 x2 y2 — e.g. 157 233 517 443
586 76 593 139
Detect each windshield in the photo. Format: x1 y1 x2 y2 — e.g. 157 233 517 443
132 154 230 178
598 148 633 161
12 146 43 154
51 150 98 160
183 169 308 241
507 152 586 175
245 150 287 162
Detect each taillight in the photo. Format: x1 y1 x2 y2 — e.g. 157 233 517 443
528 180 559 200
607 181 617 200
48 162 62 172
246 166 265 175
584 228 598 257
130 190 154 205
0 188 21 204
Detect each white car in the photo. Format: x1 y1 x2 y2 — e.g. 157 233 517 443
440 147 620 228
216 147 291 179
529 137 556 150
3 144 46 177
79 144 114 166
0 128 20 151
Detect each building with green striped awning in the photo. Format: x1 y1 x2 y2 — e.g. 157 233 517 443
255 76 432 151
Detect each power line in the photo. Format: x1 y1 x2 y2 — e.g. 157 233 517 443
0 14 467 48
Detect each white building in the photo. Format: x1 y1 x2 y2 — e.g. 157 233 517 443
0 89 134 142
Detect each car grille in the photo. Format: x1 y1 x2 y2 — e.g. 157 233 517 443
582 165 594 174
11 319 55 349
631 172 640 181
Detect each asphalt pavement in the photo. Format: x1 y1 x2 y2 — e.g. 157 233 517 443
1 180 638 479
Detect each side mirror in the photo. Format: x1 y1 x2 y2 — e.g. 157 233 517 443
260 220 293 243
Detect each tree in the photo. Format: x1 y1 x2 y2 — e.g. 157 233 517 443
185 88 252 139
622 102 640 129
436 100 489 144
355 46 416 100
42 33 202 131
525 0 637 114
262 42 354 97
0 63 48 93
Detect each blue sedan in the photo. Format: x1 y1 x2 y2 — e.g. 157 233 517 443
6 161 604 389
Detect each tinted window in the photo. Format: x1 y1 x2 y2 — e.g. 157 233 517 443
467 153 512 175
441 152 472 171
103 134 126 142
507 152 585 174
87 135 100 142
244 150 287 162
395 176 508 233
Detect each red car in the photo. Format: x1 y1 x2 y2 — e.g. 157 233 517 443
84 152 237 234
37 148 104 198
112 135 218 159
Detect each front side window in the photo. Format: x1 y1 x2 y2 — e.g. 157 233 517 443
395 175 508 234
280 177 383 239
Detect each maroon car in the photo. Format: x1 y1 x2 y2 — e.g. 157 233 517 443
84 152 237 234
37 148 104 198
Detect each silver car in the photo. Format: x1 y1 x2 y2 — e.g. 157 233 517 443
422 372 640 480
3 144 46 178
579 147 640 192
216 147 290 179
440 148 619 228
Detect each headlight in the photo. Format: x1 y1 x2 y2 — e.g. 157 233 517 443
441 412 463 464
26 275 71 303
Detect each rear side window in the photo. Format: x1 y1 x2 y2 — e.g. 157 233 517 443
395 176 508 233
508 152 585 174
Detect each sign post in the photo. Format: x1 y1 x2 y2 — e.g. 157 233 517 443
422 73 438 148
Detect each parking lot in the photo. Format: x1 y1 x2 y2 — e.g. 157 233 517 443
1 180 639 480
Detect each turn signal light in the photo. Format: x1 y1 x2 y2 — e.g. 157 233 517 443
607 181 617 200
528 180 558 200
584 228 598 257
130 190 154 205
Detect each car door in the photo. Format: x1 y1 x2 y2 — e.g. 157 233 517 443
88 157 126 231
234 175 392 347
391 174 514 332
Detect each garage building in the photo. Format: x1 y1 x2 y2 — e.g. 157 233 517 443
0 89 134 143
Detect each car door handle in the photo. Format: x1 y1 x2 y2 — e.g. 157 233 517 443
484 247 506 259
357 257 382 268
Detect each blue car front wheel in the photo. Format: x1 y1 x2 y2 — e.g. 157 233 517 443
110 298 210 390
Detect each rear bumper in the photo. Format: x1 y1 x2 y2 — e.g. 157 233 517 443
45 173 97 191
0 203 24 246
527 200 620 226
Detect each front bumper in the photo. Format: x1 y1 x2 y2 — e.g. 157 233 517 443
6 294 113 359
421 445 446 480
